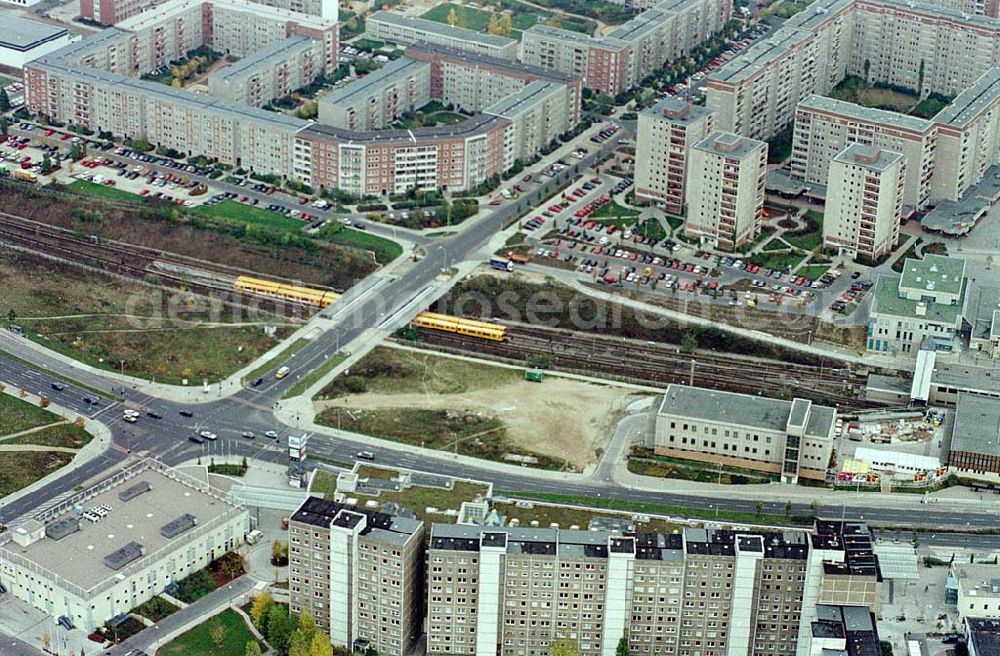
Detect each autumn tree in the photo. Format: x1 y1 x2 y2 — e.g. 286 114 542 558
209 618 226 647
245 642 264 656
309 633 334 656
551 638 580 656
447 7 458 25
289 609 317 656
499 13 513 36
249 591 275 629
487 13 500 34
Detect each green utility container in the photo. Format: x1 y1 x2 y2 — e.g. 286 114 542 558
525 369 544 383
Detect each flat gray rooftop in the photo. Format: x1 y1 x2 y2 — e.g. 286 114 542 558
321 56 430 106
952 392 1000 458
833 143 904 172
693 130 765 160
658 384 834 438
301 112 506 144
932 365 1000 396
1 468 243 592
0 15 68 51
799 94 933 134
368 11 517 48
920 166 1000 236
642 96 712 126
406 42 580 85
485 79 562 117
209 35 312 83
933 69 1000 127
709 27 811 84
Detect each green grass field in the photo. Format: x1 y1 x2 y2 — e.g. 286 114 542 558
422 3 492 30
193 200 305 231
0 452 74 498
0 394 61 435
592 202 640 220
750 249 807 272
158 610 259 656
318 224 402 264
5 424 92 449
797 264 831 282
69 179 143 203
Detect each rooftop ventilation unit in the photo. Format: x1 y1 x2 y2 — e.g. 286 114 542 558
119 481 152 502
160 514 198 539
104 541 145 571
45 517 81 541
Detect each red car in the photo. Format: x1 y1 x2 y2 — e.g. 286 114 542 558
44 129 55 137
60 133 71 141
548 205 562 213
299 197 309 205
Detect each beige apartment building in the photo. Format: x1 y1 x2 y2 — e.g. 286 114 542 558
634 97 715 214
791 95 935 210
288 497 425 656
520 0 731 95
930 68 1000 202
365 11 519 60
653 384 836 483
685 131 767 251
318 57 432 130
207 35 325 107
425 521 881 656
823 144 905 262
707 0 1000 141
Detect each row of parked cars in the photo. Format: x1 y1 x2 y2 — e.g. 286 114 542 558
590 124 621 145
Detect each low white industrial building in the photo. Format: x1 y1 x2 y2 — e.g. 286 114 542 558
0 459 248 631
0 16 74 69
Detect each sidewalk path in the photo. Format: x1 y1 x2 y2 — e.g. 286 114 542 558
0 420 68 443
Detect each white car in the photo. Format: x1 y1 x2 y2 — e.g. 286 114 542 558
199 430 218 441
123 409 140 418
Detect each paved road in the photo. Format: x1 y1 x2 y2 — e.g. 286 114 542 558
2 122 999 544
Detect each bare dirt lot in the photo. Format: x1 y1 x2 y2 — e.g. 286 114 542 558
315 346 635 469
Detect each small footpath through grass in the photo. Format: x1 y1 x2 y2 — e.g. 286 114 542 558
4 423 92 449
158 609 260 656
0 393 61 435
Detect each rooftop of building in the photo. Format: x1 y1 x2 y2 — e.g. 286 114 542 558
957 574 1000 596
920 165 1000 236
832 143 904 172
812 520 882 579
784 0 854 30
968 285 1000 342
405 42 580 85
0 463 244 594
657 384 836 439
966 617 1000 656
0 15 69 51
320 56 430 107
641 96 713 125
118 0 337 32
799 94 934 134
951 392 1000 458
692 130 766 160
876 0 1000 28
300 111 506 144
368 10 517 47
208 35 313 83
899 255 966 297
290 496 422 545
484 79 564 118
931 364 1000 396
933 68 1000 127
870 274 966 325
708 27 812 84
527 0 712 47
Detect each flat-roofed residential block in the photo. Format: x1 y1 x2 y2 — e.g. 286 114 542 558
0 460 248 632
318 57 432 130
635 97 715 213
792 95 936 210
207 35 326 107
930 68 1000 202
288 497 425 656
521 0 732 95
365 11 519 60
81 0 337 25
0 16 75 69
686 131 767 251
425 522 871 656
707 0 1000 142
653 383 836 482
485 79 574 171
823 144 905 261
966 617 1000 656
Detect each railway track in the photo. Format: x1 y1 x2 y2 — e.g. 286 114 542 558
405 323 879 409
0 213 313 318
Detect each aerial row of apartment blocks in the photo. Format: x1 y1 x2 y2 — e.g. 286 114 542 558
288 495 883 656
707 0 1000 142
25 1 585 196
80 0 338 25
519 0 731 95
